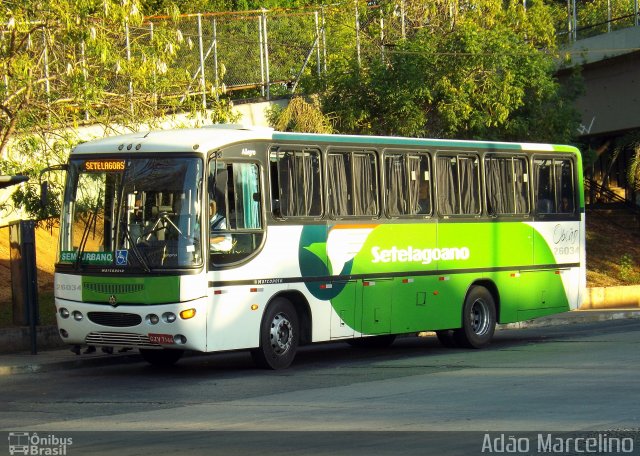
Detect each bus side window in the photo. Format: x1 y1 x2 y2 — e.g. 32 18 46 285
485 155 529 216
385 152 431 217
436 153 480 216
270 147 322 218
327 150 378 218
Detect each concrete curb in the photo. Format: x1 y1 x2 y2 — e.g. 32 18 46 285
580 285 640 310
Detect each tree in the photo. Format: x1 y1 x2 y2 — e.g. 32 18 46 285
1 0 235 220
316 0 581 143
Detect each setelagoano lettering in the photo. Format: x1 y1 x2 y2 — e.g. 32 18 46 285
371 246 470 265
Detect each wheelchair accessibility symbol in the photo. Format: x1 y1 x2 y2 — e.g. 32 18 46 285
116 250 128 266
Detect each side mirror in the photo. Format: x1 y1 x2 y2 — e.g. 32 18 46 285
38 164 68 210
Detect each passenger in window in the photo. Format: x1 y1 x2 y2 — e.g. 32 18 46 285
560 196 572 213
210 200 233 252
537 199 553 214
417 181 430 214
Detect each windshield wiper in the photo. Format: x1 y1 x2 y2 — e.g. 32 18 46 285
74 200 99 271
121 220 151 273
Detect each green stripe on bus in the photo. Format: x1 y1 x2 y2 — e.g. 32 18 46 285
81 276 180 305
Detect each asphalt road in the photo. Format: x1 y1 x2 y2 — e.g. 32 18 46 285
1 319 639 455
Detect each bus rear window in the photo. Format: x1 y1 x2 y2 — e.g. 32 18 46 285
534 158 575 215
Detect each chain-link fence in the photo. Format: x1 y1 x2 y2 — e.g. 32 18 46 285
561 0 640 43
2 1 640 130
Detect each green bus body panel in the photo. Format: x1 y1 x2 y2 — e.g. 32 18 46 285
81 276 180 304
298 221 570 334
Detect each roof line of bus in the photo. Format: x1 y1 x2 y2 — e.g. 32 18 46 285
69 127 579 155
273 131 579 153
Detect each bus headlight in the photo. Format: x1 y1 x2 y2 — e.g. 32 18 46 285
59 308 70 319
146 314 159 325
72 311 83 321
180 308 196 320
162 312 177 323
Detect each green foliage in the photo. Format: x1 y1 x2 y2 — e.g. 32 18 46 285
317 0 581 143
267 96 332 133
0 132 75 222
619 253 637 283
1 0 240 220
619 129 640 191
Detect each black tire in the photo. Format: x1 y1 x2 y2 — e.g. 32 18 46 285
139 348 184 366
453 286 496 349
347 334 396 348
435 330 458 348
251 298 299 370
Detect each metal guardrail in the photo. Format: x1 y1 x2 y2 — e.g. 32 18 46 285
585 178 640 214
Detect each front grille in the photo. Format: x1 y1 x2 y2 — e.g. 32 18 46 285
88 312 142 327
86 331 158 348
84 283 144 294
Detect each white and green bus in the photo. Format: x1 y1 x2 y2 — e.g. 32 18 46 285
49 126 585 369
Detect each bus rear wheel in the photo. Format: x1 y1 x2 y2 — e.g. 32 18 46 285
139 348 184 366
453 286 496 349
251 298 299 370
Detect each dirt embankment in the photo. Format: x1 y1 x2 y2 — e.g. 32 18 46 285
0 222 58 303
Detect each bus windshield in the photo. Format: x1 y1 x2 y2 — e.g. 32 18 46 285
59 156 203 270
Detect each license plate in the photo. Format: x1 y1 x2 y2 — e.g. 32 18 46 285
148 333 175 345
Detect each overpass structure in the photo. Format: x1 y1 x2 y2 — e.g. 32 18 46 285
558 20 640 206
561 26 640 138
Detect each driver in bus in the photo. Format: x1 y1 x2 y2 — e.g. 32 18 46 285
210 200 233 252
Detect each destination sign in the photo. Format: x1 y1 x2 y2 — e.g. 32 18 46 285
83 159 126 172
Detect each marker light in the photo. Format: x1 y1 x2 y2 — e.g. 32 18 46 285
180 308 196 320
59 308 70 319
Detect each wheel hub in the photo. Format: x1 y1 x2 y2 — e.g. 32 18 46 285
470 299 490 336
270 312 292 355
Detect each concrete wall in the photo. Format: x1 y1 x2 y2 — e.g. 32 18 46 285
581 285 640 309
560 27 640 136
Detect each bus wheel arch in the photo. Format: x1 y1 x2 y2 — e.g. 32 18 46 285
251 295 302 370
453 283 497 349
273 290 312 346
472 279 500 323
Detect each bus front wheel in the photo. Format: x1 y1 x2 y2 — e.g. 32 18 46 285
453 286 496 349
251 298 299 370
